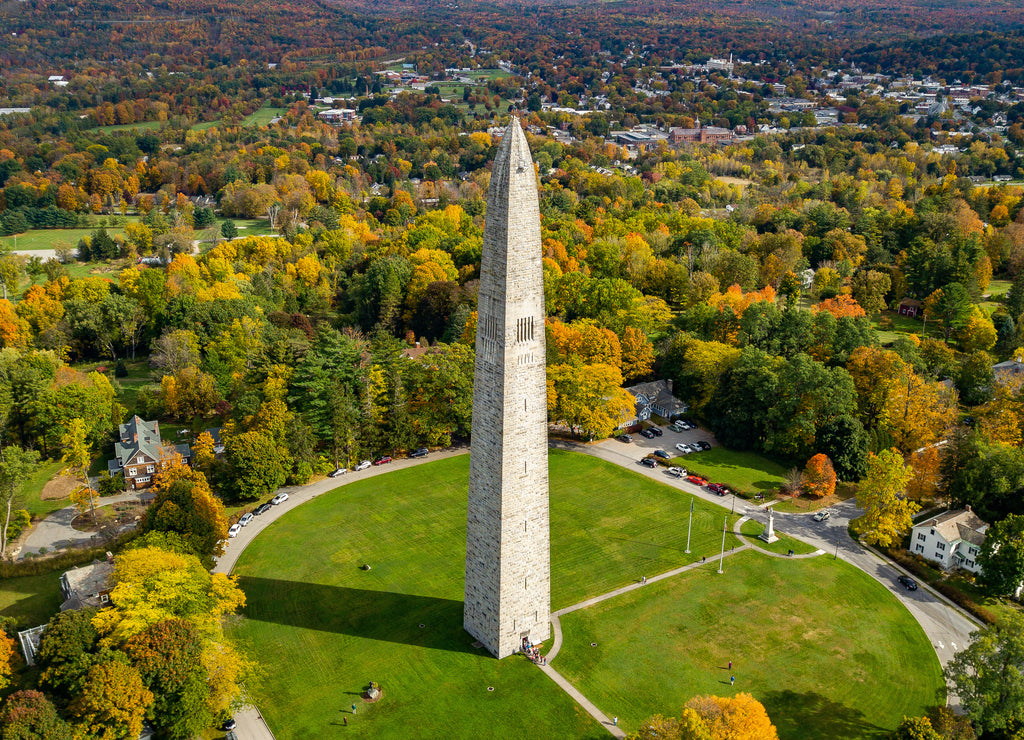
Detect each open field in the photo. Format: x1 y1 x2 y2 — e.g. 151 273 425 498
1 225 128 252
555 550 945 739
21 460 72 519
672 447 789 496
92 120 162 134
227 450 741 738
0 571 63 629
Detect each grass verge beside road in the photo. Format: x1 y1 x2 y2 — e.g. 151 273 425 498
739 518 820 555
554 550 945 739
673 447 788 497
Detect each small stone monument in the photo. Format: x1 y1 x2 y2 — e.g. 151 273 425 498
364 681 382 702
759 509 779 544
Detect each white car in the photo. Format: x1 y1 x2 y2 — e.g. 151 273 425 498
228 523 241 537
675 443 692 454
666 466 686 478
329 468 348 478
355 460 372 471
271 492 289 505
238 512 254 527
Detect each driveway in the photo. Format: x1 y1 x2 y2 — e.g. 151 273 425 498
18 491 145 558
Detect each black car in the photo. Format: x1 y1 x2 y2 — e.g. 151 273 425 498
410 447 429 458
222 719 237 731
254 503 272 516
694 441 711 451
639 457 658 468
897 575 918 591
650 427 663 437
653 449 672 459
639 429 656 439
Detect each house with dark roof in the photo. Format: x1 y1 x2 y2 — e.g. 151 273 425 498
909 506 989 574
60 558 114 611
106 416 190 490
619 380 689 428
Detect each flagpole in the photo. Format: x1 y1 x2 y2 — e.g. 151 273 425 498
718 515 727 574
685 497 693 554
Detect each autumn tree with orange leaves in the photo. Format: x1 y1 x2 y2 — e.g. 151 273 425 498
804 454 837 498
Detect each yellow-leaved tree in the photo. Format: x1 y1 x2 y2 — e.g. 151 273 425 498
856 448 919 547
92 546 246 645
631 693 779 740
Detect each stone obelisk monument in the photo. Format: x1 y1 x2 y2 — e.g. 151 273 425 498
464 117 550 659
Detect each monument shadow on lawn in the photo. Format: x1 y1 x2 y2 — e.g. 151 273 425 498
762 689 887 740
236 576 478 654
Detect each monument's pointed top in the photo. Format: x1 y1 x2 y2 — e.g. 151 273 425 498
491 116 533 190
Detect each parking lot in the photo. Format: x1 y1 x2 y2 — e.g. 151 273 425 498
617 420 719 461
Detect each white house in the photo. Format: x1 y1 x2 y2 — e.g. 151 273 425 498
909 506 988 574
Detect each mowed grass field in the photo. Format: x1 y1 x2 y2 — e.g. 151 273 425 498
227 450 741 738
555 550 945 739
674 447 789 496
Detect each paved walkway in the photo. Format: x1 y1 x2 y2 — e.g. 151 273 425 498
19 491 144 558
561 436 979 715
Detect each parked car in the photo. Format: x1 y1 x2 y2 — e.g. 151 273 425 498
693 441 711 451
271 492 289 505
329 467 347 478
666 466 686 478
373 455 393 466
228 523 241 537
254 503 272 516
897 575 918 591
238 513 254 527
649 427 663 437
675 443 693 454
675 420 693 430
686 474 708 486
668 423 684 432
812 510 831 522
410 447 429 458
639 457 658 468
639 429 656 439
222 719 237 732
619 434 633 443
355 460 372 471
706 483 729 496
653 449 672 459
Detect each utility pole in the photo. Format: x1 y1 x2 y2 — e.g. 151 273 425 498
718 516 727 574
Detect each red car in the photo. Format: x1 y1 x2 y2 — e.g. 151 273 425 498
707 483 730 496
686 474 708 486
373 455 393 466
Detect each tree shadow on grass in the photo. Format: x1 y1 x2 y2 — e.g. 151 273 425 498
762 690 888 740
236 576 479 654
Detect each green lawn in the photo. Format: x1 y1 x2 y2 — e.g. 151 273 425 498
20 460 70 519
241 106 286 127
554 550 945 739
227 450 741 738
0 225 128 252
92 120 162 134
0 571 63 629
674 447 789 496
739 517 820 555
